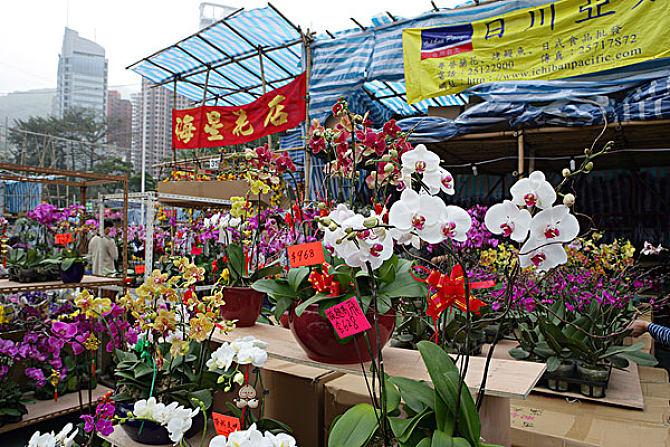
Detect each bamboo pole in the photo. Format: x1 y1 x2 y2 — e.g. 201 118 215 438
517 131 525 177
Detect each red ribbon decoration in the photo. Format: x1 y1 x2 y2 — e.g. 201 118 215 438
419 265 496 343
308 264 341 297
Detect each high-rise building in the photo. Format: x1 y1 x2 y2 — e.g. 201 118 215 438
107 90 133 162
56 28 108 118
199 2 237 28
135 78 191 178
130 93 143 173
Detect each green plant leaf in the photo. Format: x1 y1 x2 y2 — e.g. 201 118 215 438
389 408 431 443
287 267 310 292
508 347 530 361
226 244 245 281
619 350 659 367
133 363 154 379
295 294 335 317
442 370 480 446
601 342 645 359
252 279 294 300
273 296 294 321
389 377 435 413
416 438 431 447
385 377 401 413
327 403 379 447
546 356 561 373
432 430 471 447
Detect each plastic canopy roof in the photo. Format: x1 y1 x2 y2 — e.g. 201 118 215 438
127 5 304 107
129 3 472 118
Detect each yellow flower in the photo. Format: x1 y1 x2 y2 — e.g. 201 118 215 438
0 306 10 325
190 313 215 342
219 268 230 285
84 333 100 351
75 290 111 318
230 196 250 218
250 179 271 195
153 309 177 333
170 339 190 357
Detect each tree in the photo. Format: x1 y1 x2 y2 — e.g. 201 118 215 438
9 108 107 171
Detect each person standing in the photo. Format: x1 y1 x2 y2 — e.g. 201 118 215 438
88 225 118 276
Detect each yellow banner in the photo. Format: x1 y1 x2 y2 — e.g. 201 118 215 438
403 0 670 103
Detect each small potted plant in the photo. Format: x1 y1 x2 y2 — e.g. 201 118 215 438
0 380 28 425
59 249 87 283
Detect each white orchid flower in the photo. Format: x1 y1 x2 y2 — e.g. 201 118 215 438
400 144 440 177
28 432 57 447
642 241 664 256
133 396 160 420
236 345 268 367
440 205 472 242
207 343 236 371
529 205 579 243
388 189 447 244
423 167 455 196
519 238 568 272
265 431 298 447
166 414 193 443
332 213 394 270
210 435 229 447
484 200 532 242
510 171 556 209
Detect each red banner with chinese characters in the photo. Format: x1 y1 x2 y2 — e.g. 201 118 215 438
172 72 307 149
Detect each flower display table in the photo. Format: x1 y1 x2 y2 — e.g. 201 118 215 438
213 323 547 446
0 275 122 293
0 385 112 435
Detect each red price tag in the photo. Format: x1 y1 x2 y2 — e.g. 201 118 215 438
134 265 146 274
190 246 203 256
287 241 325 267
55 233 73 246
325 297 372 339
212 412 241 436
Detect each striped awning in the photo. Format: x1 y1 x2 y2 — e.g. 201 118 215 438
127 6 304 107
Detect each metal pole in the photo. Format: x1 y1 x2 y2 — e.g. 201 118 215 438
303 37 312 202
144 193 155 282
258 47 272 149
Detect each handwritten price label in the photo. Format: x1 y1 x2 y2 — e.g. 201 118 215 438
212 412 241 436
55 233 73 246
325 297 371 339
287 241 325 267
134 264 146 274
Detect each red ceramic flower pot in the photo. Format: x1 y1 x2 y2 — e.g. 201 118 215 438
221 287 264 327
288 304 396 364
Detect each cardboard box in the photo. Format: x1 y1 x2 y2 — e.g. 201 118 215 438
157 180 273 206
511 366 670 447
213 358 341 447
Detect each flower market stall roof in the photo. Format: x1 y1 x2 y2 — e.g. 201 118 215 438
126 5 305 106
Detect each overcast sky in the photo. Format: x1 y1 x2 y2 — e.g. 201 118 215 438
0 0 462 97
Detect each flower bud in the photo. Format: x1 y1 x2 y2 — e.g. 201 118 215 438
363 217 379 228
353 114 364 123
328 223 338 231
584 147 593 156
244 152 254 160
233 371 245 386
344 227 354 234
563 193 576 207
584 161 594 172
389 149 398 158
381 154 391 162
562 168 571 178
317 202 327 210
319 217 332 226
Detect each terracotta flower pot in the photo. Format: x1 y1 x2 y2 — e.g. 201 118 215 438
289 304 396 364
220 287 265 327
